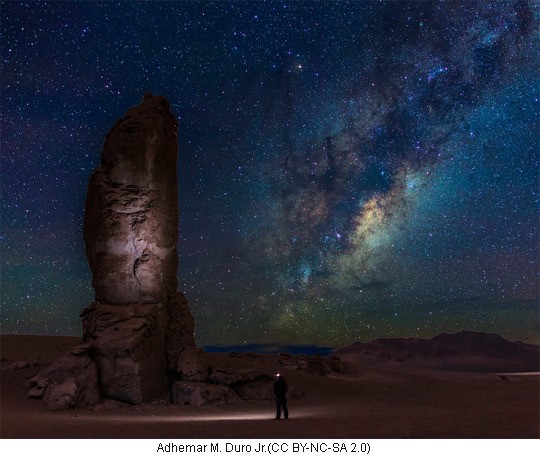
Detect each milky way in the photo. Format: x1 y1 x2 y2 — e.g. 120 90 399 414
1 1 538 346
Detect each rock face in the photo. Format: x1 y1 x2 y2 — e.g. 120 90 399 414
27 345 100 410
166 292 196 367
79 93 196 404
171 369 305 406
84 93 179 305
81 302 171 404
28 94 198 408
276 352 345 376
172 382 239 406
176 347 210 382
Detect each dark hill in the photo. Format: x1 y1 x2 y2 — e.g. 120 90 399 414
335 331 540 372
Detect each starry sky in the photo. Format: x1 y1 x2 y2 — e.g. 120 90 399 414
1 1 539 347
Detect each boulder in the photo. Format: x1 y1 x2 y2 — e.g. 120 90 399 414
205 368 300 402
237 369 267 381
234 378 274 401
172 382 239 406
232 371 274 401
306 356 332 375
296 355 308 370
44 379 79 411
26 375 48 399
176 348 209 382
277 354 300 370
327 355 345 373
93 398 130 412
208 369 244 386
11 360 31 371
27 347 99 409
231 374 304 402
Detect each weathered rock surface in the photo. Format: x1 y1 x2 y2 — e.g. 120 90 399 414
176 347 210 382
277 353 299 370
84 93 179 305
27 345 99 410
80 293 196 404
233 375 275 401
81 302 170 404
172 382 239 406
8 360 32 371
277 353 344 376
205 367 305 402
166 292 196 368
306 357 332 376
93 398 131 412
44 379 79 411
28 94 200 409
208 369 244 386
327 355 345 373
80 94 196 405
227 370 305 401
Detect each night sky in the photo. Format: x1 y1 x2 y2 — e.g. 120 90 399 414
1 1 538 347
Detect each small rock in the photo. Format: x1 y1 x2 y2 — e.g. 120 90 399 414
306 357 331 375
26 386 45 399
327 355 345 373
93 398 129 411
69 344 92 356
176 348 209 382
44 379 78 410
278 355 299 370
26 375 48 399
297 356 308 370
12 360 30 371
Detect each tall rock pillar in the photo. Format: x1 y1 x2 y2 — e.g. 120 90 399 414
84 93 179 303
81 93 195 404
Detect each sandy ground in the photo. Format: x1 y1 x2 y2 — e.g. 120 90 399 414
1 335 538 439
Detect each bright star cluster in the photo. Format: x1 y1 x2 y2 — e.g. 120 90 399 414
1 1 538 346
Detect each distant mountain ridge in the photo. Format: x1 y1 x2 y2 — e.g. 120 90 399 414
203 343 335 356
334 331 540 372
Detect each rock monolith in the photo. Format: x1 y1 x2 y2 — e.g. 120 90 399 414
29 94 198 407
80 93 196 403
84 93 179 304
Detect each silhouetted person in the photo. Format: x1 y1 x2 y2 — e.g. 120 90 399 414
274 374 288 420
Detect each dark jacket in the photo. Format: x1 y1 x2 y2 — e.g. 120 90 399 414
274 376 288 398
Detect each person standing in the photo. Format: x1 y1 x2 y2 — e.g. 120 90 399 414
273 374 288 420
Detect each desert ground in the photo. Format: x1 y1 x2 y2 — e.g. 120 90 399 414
1 334 538 439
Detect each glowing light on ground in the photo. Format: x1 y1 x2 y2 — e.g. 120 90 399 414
46 407 325 424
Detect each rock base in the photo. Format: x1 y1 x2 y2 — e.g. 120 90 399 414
81 301 169 404
26 344 99 410
172 382 239 406
28 291 197 408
